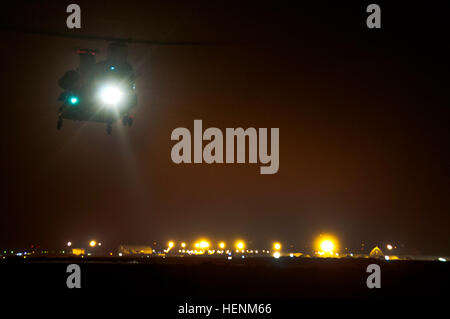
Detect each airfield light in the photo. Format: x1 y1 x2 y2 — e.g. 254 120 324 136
67 241 72 247
219 242 226 249
273 252 281 259
320 240 334 253
387 244 393 250
193 239 210 251
273 242 282 251
314 234 339 256
89 240 97 247
168 241 175 248
438 257 446 262
181 242 186 248
199 241 210 249
236 241 245 250
99 85 123 107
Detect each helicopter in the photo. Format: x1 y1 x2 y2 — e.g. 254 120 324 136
0 25 223 135
57 42 136 134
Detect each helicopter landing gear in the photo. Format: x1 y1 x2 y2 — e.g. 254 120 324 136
106 122 112 135
57 115 63 130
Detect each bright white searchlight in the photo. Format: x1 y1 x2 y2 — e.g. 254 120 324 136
99 85 123 107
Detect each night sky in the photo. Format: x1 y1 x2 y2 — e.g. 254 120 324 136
1 1 449 254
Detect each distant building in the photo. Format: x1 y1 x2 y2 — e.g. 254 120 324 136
71 248 85 256
118 245 153 255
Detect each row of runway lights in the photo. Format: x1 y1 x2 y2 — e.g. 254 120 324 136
65 238 339 258
63 240 284 258
67 238 394 255
165 240 299 259
166 240 281 252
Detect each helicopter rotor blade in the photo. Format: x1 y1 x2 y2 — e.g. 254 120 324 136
0 24 227 46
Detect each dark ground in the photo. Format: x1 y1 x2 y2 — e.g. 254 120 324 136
2 257 448 316
2 257 449 298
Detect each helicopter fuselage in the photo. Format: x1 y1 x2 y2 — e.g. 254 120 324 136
57 48 137 134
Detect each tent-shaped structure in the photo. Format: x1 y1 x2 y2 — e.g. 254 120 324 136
369 246 384 258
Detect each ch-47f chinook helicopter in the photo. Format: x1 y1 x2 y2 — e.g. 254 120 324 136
57 42 136 134
53 34 218 135
0 25 219 135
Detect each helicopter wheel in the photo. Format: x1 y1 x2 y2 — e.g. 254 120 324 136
57 116 63 130
106 123 112 135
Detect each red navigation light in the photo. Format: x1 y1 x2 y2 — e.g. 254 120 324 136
76 49 97 56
